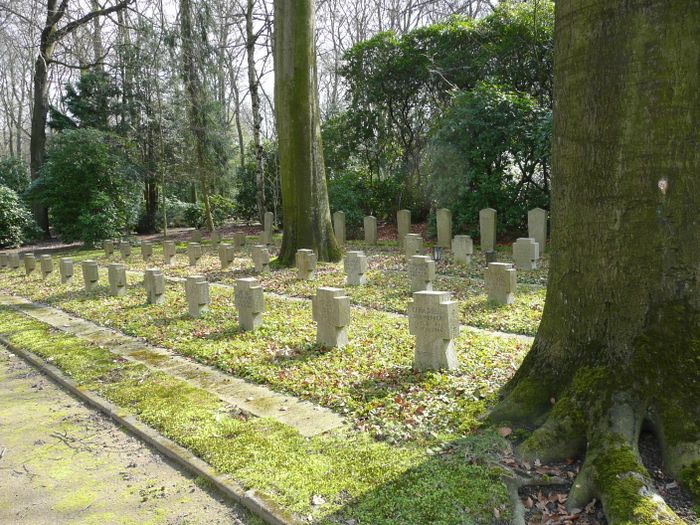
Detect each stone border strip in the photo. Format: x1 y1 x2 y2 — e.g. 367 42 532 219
0 293 344 437
0 335 301 525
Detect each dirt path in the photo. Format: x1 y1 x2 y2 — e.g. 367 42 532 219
0 346 257 525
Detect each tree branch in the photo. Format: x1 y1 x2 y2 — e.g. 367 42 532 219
50 0 132 43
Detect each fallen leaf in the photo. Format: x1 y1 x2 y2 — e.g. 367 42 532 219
497 427 512 438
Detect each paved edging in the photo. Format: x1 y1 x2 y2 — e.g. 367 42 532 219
0 335 302 525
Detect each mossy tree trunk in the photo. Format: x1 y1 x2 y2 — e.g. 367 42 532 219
491 2 700 523
273 0 341 266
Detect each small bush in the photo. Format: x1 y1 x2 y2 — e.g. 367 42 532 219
183 202 205 228
0 156 31 194
209 194 236 226
0 185 37 247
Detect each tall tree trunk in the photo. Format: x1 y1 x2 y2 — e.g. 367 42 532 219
274 0 341 265
91 0 104 70
491 2 700 524
246 0 266 222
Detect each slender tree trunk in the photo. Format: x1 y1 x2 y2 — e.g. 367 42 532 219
231 75 246 170
91 0 104 70
274 0 341 265
246 0 266 221
30 45 52 235
491 2 700 524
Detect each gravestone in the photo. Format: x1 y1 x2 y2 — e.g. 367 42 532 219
233 232 246 249
163 241 176 265
108 263 128 297
188 242 203 266
452 235 473 265
262 211 274 244
528 208 547 253
333 211 346 245
120 242 132 260
141 241 153 261
0 253 7 268
191 230 202 243
397 209 411 248
364 216 377 245
344 251 368 286
103 240 114 257
512 237 540 271
479 208 497 252
82 260 100 291
143 269 165 305
185 275 209 317
8 253 20 269
23 254 36 276
404 234 423 259
296 249 317 280
211 231 222 246
234 277 265 331
408 255 435 292
408 291 459 371
312 287 350 348
219 243 235 269
39 255 53 279
251 245 270 274
59 258 74 284
436 208 452 248
485 262 517 305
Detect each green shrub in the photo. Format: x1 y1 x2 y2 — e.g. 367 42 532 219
0 185 37 247
29 128 140 246
209 194 236 226
183 202 205 228
0 156 31 194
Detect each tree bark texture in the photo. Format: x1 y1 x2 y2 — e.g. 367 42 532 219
492 2 700 524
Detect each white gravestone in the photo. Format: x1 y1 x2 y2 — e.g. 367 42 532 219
296 249 317 280
163 241 176 265
185 275 209 317
120 243 132 260
404 234 423 259
108 263 128 297
408 255 436 292
333 211 346 245
188 242 203 266
233 232 246 249
251 245 270 274
344 251 368 286
0 253 8 268
103 240 114 257
144 269 165 305
528 208 547 253
141 241 153 261
8 253 20 269
191 230 202 243
479 208 497 253
59 258 74 284
485 262 517 305
452 235 474 265
39 255 53 279
262 212 274 244
408 291 459 371
436 208 452 248
397 209 411 248
364 216 377 245
82 261 100 291
219 243 235 269
234 278 265 331
211 231 222 246
312 287 351 348
23 254 36 276
512 237 540 271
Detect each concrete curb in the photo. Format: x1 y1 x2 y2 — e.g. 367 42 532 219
0 335 302 525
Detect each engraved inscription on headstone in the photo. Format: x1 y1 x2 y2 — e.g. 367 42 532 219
407 255 436 292
144 269 165 305
234 277 265 331
408 291 459 371
485 262 517 305
312 287 351 348
344 251 368 286
82 260 100 292
296 249 317 280
108 263 128 297
185 275 209 317
452 235 473 265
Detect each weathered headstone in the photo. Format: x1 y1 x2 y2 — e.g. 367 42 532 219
211 231 222 246
185 275 209 317
262 211 274 244
163 241 176 265
397 209 411 248
344 251 368 286
408 291 459 371
191 230 203 243
143 269 165 305
59 258 74 284
436 208 452 248
404 234 423 259
103 240 114 257
141 241 153 261
0 253 7 268
452 235 473 265
108 263 128 297
188 242 203 266
23 254 36 276
8 253 20 269
296 249 317 280
219 243 235 269
312 287 350 348
485 262 517 305
39 255 53 279
479 208 497 252
233 232 246 249
120 242 132 260
528 208 547 253
82 260 100 291
234 277 265 331
364 216 377 245
251 245 270 274
512 237 540 271
408 255 436 292
333 211 346 245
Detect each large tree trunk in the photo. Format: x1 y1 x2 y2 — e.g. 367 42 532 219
491 2 700 524
274 0 341 265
